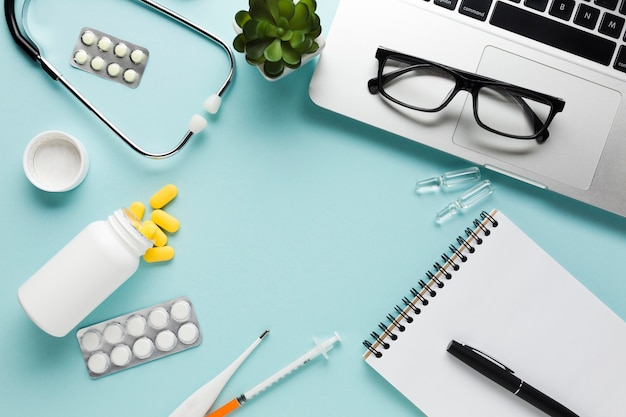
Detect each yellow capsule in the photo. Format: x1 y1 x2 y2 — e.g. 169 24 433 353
139 220 158 240
151 209 180 233
143 246 175 263
152 225 168 247
150 184 178 209
129 201 145 221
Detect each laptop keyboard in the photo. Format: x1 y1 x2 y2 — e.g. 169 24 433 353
426 0 626 73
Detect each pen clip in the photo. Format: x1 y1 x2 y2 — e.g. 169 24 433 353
466 344 515 374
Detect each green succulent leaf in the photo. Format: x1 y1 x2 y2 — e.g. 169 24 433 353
289 2 311 31
235 11 252 28
264 0 281 23
280 29 293 41
264 38 283 62
249 0 275 23
233 33 248 52
282 43 302 68
289 31 305 48
297 0 317 11
246 38 273 60
243 19 261 41
264 59 285 78
277 0 296 19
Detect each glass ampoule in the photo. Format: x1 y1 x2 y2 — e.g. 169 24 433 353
435 180 494 224
415 167 481 194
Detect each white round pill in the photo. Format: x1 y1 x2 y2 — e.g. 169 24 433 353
107 63 122 77
110 344 132 367
155 330 177 352
148 307 169 329
123 69 138 84
90 56 105 71
133 337 155 359
130 49 145 64
103 323 125 344
177 323 200 345
87 352 110 374
73 50 89 65
97 36 112 52
114 43 129 58
126 315 147 337
80 330 102 352
81 30 97 46
170 300 191 322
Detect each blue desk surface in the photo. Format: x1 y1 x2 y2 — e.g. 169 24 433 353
2 1 625 416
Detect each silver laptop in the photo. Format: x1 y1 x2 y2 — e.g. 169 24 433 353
309 0 626 218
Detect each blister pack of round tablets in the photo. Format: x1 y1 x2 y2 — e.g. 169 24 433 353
76 297 201 378
70 27 149 88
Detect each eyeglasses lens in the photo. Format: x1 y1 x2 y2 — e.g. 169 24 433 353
381 58 456 111
475 87 552 138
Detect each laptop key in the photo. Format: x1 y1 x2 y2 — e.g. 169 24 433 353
524 0 549 11
490 2 616 66
459 0 493 20
550 0 576 19
435 0 459 10
574 4 601 28
598 12 625 37
595 0 619 10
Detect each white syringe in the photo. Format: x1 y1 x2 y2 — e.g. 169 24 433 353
205 332 341 417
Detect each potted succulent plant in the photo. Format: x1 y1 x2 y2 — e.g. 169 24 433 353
233 0 324 80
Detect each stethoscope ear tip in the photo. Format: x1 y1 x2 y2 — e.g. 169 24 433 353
203 94 222 115
189 114 208 134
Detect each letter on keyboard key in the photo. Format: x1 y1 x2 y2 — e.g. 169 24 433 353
459 0 494 20
489 2 616 66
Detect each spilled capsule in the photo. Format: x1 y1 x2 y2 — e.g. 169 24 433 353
150 184 178 209
129 201 145 221
143 246 175 263
151 209 180 233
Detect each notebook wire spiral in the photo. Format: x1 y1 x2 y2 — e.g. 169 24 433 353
363 210 499 359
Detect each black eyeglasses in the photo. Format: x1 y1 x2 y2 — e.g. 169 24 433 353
368 47 565 142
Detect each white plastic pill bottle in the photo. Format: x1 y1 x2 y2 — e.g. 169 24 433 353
18 208 153 337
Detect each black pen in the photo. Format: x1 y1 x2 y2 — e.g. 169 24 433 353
446 340 580 417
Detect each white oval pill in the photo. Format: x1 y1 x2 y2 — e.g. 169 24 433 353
87 352 110 374
148 307 169 329
81 330 102 352
123 69 138 84
126 315 147 337
133 337 155 359
177 323 200 345
130 49 145 64
103 323 125 345
155 330 177 352
90 56 105 71
73 50 89 65
110 344 132 367
97 36 112 52
81 30 97 46
171 300 191 322
114 43 129 58
107 63 121 77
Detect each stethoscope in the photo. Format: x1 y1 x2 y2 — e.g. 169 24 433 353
5 0 235 158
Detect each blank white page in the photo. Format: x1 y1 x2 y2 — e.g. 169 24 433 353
363 209 626 417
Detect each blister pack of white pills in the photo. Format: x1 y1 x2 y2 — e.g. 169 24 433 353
70 27 149 88
76 297 201 378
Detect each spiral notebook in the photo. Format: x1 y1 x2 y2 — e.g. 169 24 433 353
363 209 626 417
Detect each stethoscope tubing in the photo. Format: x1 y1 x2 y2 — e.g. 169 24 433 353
5 0 235 159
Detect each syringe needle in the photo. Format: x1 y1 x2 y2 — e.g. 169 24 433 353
205 332 341 417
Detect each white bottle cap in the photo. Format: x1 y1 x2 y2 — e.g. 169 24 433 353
23 131 89 192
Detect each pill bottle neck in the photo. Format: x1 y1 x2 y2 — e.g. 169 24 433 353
107 208 153 257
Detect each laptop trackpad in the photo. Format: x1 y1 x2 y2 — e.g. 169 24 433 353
452 46 620 190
